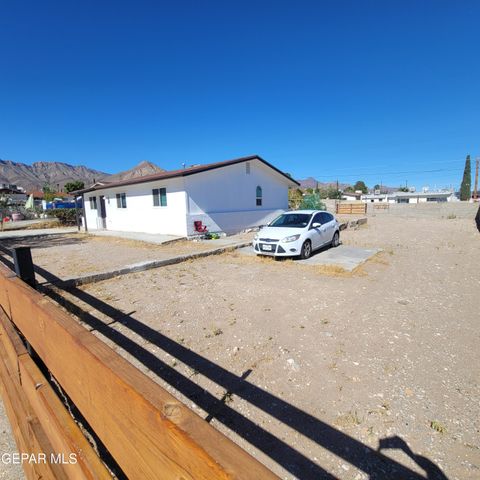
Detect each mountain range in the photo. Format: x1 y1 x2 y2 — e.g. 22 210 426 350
0 159 165 192
0 159 394 193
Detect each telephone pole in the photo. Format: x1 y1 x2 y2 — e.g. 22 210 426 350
474 157 479 201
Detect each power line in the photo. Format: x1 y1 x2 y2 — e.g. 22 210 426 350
313 167 461 179
314 158 466 175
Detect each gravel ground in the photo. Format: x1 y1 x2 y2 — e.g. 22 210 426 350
0 233 253 281
44 209 480 479
0 398 25 479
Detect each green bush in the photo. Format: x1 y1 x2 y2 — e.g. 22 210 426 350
48 209 77 225
300 192 326 210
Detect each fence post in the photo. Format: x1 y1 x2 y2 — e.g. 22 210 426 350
12 246 36 288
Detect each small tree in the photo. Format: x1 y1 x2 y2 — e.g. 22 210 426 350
460 155 471 201
42 184 57 202
353 180 368 194
288 188 303 210
64 181 85 193
300 192 326 210
326 186 342 199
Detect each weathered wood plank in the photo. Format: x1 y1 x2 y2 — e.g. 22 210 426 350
3 274 277 480
0 263 15 318
0 341 67 480
19 349 113 480
0 306 28 381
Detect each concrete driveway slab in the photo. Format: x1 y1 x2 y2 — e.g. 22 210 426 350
238 244 380 271
298 245 380 270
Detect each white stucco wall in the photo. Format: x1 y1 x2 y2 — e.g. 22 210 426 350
83 177 188 236
183 159 291 235
82 159 295 236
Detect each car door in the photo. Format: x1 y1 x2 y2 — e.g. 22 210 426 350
308 213 325 249
319 212 335 244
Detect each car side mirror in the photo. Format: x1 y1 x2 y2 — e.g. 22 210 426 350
311 222 321 228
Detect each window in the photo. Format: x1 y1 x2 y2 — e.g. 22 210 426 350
320 212 334 223
270 213 312 228
152 188 167 207
256 186 262 206
311 213 323 226
116 193 127 208
89 196 97 210
246 162 251 174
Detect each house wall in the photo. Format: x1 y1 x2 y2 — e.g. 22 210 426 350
184 159 290 235
83 177 188 236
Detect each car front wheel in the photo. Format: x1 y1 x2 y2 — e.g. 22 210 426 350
331 231 340 248
300 240 312 259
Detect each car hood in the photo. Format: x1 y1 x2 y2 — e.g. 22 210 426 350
257 226 304 240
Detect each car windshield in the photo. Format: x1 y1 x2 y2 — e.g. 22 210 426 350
269 213 312 228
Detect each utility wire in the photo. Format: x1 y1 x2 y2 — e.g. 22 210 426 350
313 167 461 179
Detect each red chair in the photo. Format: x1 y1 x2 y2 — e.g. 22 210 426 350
194 220 208 233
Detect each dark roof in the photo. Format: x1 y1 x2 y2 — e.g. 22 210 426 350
74 155 299 194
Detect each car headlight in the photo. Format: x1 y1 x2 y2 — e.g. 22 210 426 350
281 234 300 243
254 233 259 241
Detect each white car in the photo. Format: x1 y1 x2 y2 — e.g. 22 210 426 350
253 210 340 259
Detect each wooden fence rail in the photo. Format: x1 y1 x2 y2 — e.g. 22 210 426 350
0 263 277 479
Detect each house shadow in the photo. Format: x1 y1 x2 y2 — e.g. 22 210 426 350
0 252 448 480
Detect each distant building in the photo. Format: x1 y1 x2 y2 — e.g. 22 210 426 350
342 192 363 201
361 191 456 204
0 184 27 205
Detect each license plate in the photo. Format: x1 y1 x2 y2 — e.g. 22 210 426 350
261 244 273 251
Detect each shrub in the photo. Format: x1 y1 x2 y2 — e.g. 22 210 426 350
300 192 326 210
48 208 77 225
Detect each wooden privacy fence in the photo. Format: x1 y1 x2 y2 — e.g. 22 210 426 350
335 202 367 215
0 263 277 480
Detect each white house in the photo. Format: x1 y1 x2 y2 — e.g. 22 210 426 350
342 192 363 201
77 155 299 237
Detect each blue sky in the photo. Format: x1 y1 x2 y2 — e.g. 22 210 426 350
1 1 479 189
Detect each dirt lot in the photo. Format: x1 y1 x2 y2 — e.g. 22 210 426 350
0 233 252 281
38 206 479 480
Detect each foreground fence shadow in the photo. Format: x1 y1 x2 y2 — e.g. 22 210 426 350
0 248 448 480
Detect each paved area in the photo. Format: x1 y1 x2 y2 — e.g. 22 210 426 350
1 218 57 230
238 244 380 271
0 227 78 239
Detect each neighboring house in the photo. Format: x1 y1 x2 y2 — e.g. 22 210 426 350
361 193 388 203
76 155 299 236
361 191 456 204
342 191 363 201
0 184 27 205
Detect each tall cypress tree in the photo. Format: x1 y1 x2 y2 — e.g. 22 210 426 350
460 155 472 201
